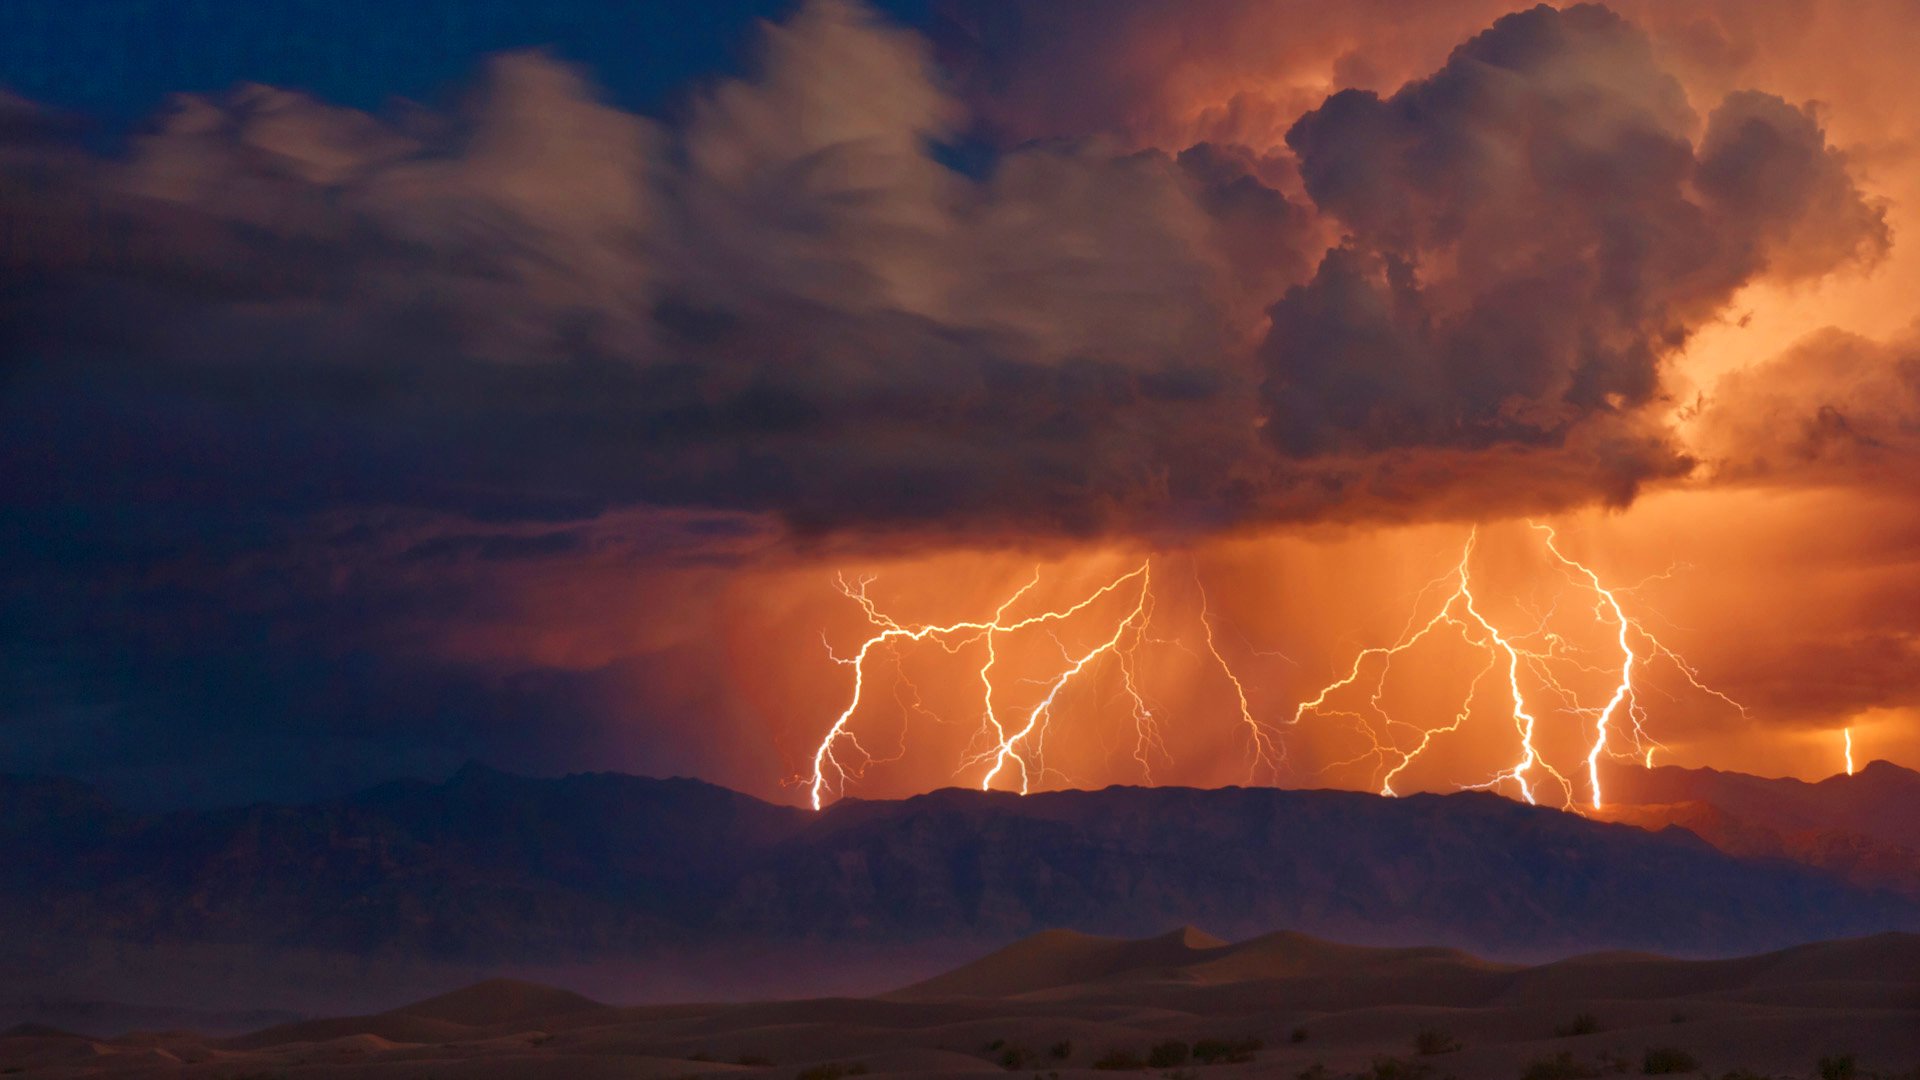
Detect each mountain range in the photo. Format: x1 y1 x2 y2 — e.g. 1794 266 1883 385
1 760 1916 1029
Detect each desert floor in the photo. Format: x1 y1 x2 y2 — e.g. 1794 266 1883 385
4 928 1916 1079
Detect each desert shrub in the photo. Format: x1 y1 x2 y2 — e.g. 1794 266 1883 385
1297 1065 1331 1080
1415 1028 1463 1055
1361 1056 1436 1080
1719 1070 1774 1080
1643 1047 1699 1074
1523 1052 1600 1080
1817 1055 1857 1080
1147 1041 1190 1068
1049 1041 1072 1060
998 1044 1035 1069
738 1054 774 1066
1193 1037 1263 1064
1557 1014 1602 1037
794 1064 868 1080
1093 1048 1146 1070
1291 1026 1310 1043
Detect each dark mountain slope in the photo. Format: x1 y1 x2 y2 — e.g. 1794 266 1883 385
1 767 1915 966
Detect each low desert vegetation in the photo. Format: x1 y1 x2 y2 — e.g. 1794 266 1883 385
1556 1014 1603 1037
1817 1055 1857 1080
1049 1040 1072 1060
1415 1028 1463 1055
794 1064 868 1080
1522 1051 1601 1080
1147 1040 1191 1068
1359 1055 1437 1080
1092 1048 1146 1071
1192 1037 1263 1064
996 1043 1037 1069
1643 1047 1700 1074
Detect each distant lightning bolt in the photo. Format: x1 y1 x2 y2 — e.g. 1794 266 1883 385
807 524 1747 813
1844 727 1856 776
1300 524 1745 811
1534 523 1636 810
1532 522 1749 807
808 564 1151 809
1454 545 1563 806
805 556 1299 808
1196 575 1287 785
977 564 1155 794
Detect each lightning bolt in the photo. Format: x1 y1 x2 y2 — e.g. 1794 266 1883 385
1196 575 1287 785
1299 524 1745 810
808 564 1152 809
975 564 1155 794
1844 727 1856 776
807 523 1745 813
805 557 1290 808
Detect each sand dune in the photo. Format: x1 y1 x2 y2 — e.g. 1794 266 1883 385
4 928 1914 1078
892 925 1228 999
388 977 609 1027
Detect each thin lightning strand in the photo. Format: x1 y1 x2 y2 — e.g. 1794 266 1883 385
1195 575 1287 784
1845 727 1856 776
1533 523 1635 810
978 565 1155 794
1296 529 1557 804
1532 522 1748 804
1453 534 1556 806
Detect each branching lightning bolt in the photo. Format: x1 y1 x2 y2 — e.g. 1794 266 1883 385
806 523 1747 813
1299 523 1748 811
1196 574 1287 785
806 560 1283 809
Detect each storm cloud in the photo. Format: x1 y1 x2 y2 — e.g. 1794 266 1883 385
1 0 1887 543
1265 5 1886 464
3 0 1914 805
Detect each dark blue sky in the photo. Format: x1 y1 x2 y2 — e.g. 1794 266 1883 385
0 0 936 127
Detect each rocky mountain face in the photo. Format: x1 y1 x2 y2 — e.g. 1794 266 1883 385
1595 759 1920 897
3 762 1917 965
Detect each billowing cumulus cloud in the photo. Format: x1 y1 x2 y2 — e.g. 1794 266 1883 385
1 0 1886 543
1265 5 1887 465
1695 326 1920 486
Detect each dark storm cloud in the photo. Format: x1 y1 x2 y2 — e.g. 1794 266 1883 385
0 0 1905 806
0 0 1886 541
1265 4 1888 461
2 2 1308 538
